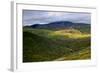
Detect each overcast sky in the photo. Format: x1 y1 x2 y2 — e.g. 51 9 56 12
23 10 91 26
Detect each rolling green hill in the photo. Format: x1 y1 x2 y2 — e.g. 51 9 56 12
23 27 91 62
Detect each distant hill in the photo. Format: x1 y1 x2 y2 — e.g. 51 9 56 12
25 21 90 29
24 21 90 33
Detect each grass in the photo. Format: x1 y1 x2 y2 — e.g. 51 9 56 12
23 27 91 62
62 47 91 60
49 29 90 39
23 31 71 62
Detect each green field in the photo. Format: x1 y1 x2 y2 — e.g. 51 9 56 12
23 27 91 62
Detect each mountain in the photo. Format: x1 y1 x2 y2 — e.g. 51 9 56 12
30 21 74 28
24 21 90 32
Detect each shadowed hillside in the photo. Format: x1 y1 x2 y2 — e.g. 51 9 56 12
23 31 72 62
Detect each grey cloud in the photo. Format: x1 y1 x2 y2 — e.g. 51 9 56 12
23 10 91 26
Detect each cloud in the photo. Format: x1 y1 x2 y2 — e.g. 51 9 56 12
23 10 91 26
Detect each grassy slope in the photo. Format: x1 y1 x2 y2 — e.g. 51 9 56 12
54 47 91 61
23 27 91 62
64 47 91 60
23 31 71 62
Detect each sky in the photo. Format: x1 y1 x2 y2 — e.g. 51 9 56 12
23 10 91 26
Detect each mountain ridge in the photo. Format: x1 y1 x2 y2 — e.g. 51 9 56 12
24 21 90 31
